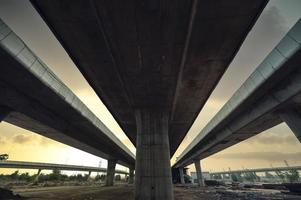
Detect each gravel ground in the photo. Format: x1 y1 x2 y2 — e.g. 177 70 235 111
7 185 301 200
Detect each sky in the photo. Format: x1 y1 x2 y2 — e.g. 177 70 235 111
0 0 301 175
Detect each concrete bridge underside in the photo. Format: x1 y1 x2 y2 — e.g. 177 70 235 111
30 0 268 199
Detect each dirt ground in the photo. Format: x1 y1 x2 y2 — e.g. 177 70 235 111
10 185 301 200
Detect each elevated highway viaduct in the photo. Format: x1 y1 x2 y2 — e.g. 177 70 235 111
211 165 301 177
0 160 128 179
174 19 301 185
0 19 135 186
30 0 269 199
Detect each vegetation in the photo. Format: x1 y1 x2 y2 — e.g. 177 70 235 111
284 169 300 183
231 173 243 182
0 170 119 183
242 172 260 182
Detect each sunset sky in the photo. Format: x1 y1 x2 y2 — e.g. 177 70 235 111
0 0 301 175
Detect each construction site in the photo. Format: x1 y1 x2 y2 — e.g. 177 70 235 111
0 0 301 199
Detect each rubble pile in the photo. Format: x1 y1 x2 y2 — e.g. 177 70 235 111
0 188 24 200
175 184 301 200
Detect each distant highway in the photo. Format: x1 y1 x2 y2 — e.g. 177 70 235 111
0 160 128 175
210 166 301 176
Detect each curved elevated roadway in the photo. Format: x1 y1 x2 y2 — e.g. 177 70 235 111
0 19 135 186
174 20 301 173
211 166 301 176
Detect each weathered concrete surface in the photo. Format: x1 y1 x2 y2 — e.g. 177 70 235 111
105 159 117 186
30 0 268 157
0 160 128 175
279 109 301 142
174 19 301 168
0 19 135 168
135 110 173 200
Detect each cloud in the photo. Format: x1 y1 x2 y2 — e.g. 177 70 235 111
0 136 6 145
212 151 301 162
39 137 57 147
12 134 34 144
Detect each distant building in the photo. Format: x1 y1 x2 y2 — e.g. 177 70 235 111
190 171 210 184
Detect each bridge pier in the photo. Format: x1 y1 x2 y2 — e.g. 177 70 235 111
179 167 185 184
279 108 301 142
0 106 11 122
87 171 92 181
128 168 134 184
34 169 42 183
105 159 116 186
135 110 174 200
194 160 204 186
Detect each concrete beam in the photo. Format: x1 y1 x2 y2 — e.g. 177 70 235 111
279 108 301 142
0 106 11 122
135 110 173 200
105 159 116 186
179 167 185 184
128 168 134 184
194 160 204 187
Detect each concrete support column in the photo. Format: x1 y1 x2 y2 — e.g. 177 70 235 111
279 108 301 142
135 109 174 200
0 106 11 122
179 167 185 184
34 169 42 183
87 171 92 181
128 168 134 184
106 159 116 186
194 159 204 186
